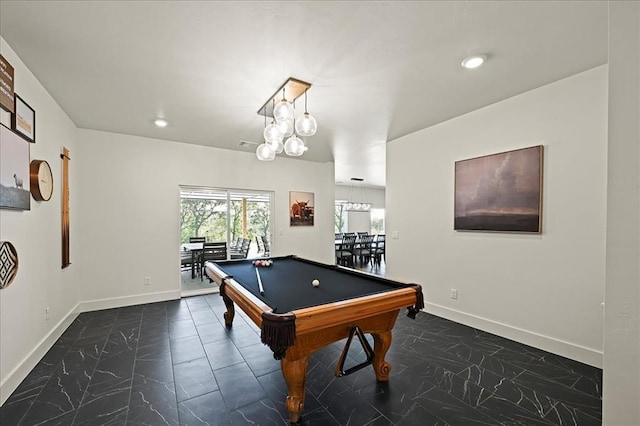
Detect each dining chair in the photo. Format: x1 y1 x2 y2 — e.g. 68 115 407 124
230 238 251 259
180 250 193 271
261 235 270 257
356 234 375 265
256 236 265 254
372 234 385 266
200 242 228 280
336 234 357 267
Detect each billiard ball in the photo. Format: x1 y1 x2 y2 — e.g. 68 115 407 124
312 279 320 287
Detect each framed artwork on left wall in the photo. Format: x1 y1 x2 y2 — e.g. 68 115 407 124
12 94 35 143
0 124 30 210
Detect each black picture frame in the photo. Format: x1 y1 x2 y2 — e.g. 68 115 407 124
12 94 35 143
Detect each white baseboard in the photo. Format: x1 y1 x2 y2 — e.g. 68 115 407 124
77 290 181 313
0 290 180 406
424 302 603 368
0 303 79 405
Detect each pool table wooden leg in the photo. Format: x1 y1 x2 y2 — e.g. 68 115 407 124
220 292 235 328
281 355 309 423
372 330 392 381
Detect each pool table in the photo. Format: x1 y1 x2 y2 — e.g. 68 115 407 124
204 255 423 423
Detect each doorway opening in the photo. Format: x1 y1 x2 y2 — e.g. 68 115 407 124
179 186 273 296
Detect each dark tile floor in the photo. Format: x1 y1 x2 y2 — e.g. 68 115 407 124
1 272 601 425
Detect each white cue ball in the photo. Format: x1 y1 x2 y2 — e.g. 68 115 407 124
312 279 320 287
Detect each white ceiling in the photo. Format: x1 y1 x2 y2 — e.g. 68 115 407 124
0 1 608 188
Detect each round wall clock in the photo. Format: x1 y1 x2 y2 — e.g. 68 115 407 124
29 159 53 201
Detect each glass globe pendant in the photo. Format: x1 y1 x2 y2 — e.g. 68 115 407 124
284 134 305 156
276 117 294 137
273 89 294 122
263 120 283 144
267 137 284 154
256 142 275 161
295 112 317 137
295 89 317 136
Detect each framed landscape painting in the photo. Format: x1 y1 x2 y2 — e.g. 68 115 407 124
0 124 30 210
454 145 543 233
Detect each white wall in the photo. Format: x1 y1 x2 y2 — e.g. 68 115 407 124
74 129 335 308
0 38 80 403
602 2 640 424
387 66 607 367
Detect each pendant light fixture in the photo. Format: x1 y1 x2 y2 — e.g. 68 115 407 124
256 77 318 161
346 177 372 211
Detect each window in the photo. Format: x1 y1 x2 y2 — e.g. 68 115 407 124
371 208 385 235
334 202 348 233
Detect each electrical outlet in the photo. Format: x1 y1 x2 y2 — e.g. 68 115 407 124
45 307 50 321
391 231 399 239
144 276 152 286
451 289 458 299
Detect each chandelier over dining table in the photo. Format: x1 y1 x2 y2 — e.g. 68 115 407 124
256 78 318 161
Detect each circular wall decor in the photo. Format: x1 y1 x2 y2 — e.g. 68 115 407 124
0 241 19 289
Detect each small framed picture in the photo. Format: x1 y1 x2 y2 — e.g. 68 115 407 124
12 94 35 143
289 191 314 226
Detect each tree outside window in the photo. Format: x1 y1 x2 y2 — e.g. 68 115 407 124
334 202 348 233
371 208 385 235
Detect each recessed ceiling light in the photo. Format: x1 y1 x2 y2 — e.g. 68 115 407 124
154 118 168 128
461 54 487 69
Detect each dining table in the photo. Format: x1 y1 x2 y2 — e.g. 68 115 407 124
181 242 203 279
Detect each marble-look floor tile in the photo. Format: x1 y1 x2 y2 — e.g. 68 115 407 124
203 338 245 371
573 374 603 399
173 357 218 402
196 322 230 344
214 362 266 411
226 324 261 348
228 398 285 425
0 394 35 425
413 386 499 426
185 296 212 313
73 377 131 425
237 342 281 378
317 381 383 426
543 401 602 426
190 309 218 326
128 376 178 425
170 335 206 364
168 319 198 340
476 393 555 425
465 366 556 417
133 349 174 385
177 390 232 426
514 371 602 420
